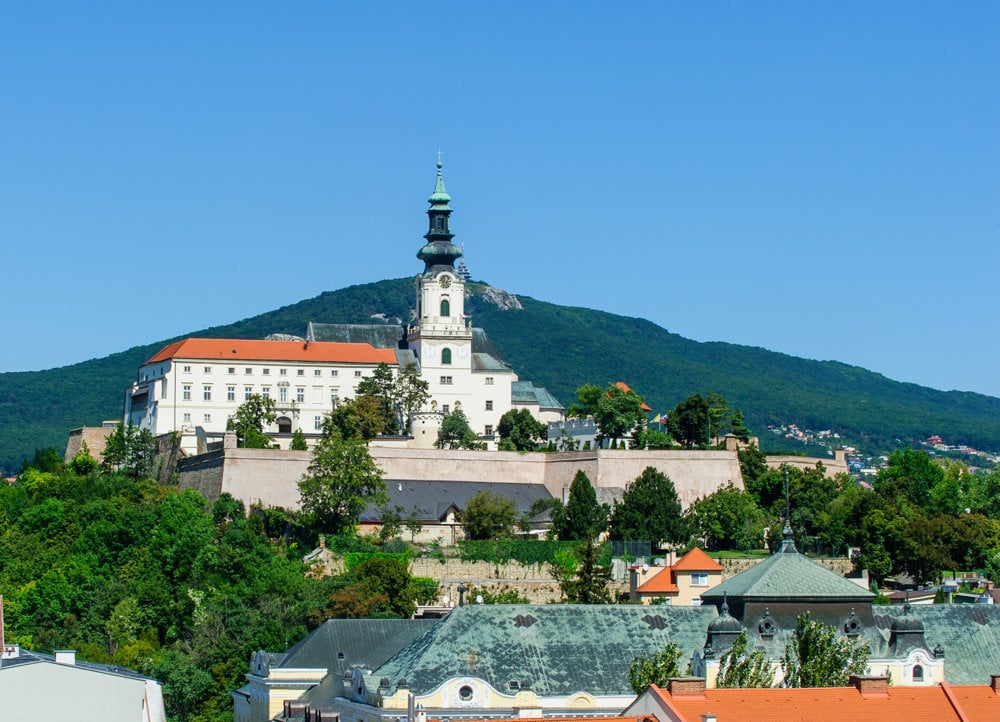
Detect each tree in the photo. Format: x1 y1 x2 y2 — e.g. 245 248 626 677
628 641 682 694
781 612 870 687
437 409 485 449
552 470 608 541
379 504 404 543
322 394 387 440
730 409 751 443
462 490 517 540
497 409 547 451
666 394 710 449
705 392 731 440
298 432 387 535
405 509 424 542
290 428 308 450
229 394 276 448
395 362 430 433
356 363 400 434
686 483 767 551
322 557 418 619
568 382 646 448
102 422 156 479
738 443 768 488
717 631 775 688
557 539 612 603
609 467 686 545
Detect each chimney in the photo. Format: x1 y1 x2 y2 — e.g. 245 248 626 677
54 650 76 666
702 715 717 722
668 677 707 697
850 675 889 698
991 674 1000 695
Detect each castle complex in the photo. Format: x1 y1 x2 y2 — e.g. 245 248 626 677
124 162 562 453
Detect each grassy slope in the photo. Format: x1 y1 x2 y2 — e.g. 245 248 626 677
2 277 998 473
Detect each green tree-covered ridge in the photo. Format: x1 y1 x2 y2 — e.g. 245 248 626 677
4 277 1000 472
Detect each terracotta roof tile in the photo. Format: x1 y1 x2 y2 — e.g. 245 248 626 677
637 567 678 593
144 338 398 366
672 547 724 572
647 682 1000 722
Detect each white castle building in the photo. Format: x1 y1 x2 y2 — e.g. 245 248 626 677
124 162 563 453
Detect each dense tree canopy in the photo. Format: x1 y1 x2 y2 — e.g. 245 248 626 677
497 408 547 451
782 612 870 687
608 467 686 546
298 432 387 535
229 394 276 448
462 490 517 540
666 393 710 449
568 382 647 448
437 409 485 450
552 470 608 541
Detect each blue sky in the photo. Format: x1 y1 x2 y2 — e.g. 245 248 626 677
2 3 998 398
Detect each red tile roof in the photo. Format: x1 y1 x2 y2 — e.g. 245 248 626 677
636 566 678 593
615 381 653 411
672 547 724 572
144 338 398 366
643 681 1000 722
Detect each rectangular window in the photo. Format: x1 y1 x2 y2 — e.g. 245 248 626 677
297 369 305 376
314 369 322 377
296 388 305 403
228 367 236 375
485 400 493 411
203 385 212 401
330 389 339 406
204 413 211 423
691 573 709 587
355 370 362 377
485 376 494 385
263 368 270 376
485 425 493 436
262 387 270 399
183 412 191 422
442 404 450 414
245 386 254 401
314 416 322 430
440 376 453 385
204 366 212 374
183 384 192 401
245 367 253 375
279 386 288 403
160 379 167 399
330 370 338 377
183 365 191 373
279 368 287 376
227 386 236 402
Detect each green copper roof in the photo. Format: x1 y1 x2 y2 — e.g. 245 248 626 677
701 532 875 604
372 604 717 697
428 159 451 205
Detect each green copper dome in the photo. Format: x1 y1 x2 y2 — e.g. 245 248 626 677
417 159 463 273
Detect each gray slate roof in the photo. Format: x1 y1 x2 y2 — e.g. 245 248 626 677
307 323 406 349
873 605 1000 684
361 481 553 522
701 534 875 605
371 604 717 697
278 619 438 673
511 381 564 411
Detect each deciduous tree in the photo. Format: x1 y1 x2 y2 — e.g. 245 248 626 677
298 433 387 535
230 394 277 448
628 641 683 694
497 408 547 451
666 394 710 449
686 483 767 551
437 409 485 449
462 490 517 540
717 631 775 688
781 612 869 687
557 538 612 603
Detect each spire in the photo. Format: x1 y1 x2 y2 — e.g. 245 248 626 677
417 157 463 273
779 465 797 553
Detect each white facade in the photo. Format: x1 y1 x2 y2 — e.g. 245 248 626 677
125 340 397 452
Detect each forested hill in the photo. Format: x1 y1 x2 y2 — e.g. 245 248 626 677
2 277 999 473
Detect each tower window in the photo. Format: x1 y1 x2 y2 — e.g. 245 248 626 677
442 348 452 365
486 400 493 411
912 665 924 682
440 298 450 316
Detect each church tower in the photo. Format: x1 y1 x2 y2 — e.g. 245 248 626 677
408 160 474 420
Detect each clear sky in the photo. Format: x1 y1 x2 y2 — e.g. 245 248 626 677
1 3 998 397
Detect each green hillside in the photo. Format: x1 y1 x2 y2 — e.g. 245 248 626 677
2 277 998 474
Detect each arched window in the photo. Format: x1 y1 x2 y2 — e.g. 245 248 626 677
912 665 924 682
440 298 450 317
277 416 292 434
441 348 452 365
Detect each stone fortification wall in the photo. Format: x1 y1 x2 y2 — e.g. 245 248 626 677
64 426 115 463
176 449 228 501
177 446 743 511
766 450 848 478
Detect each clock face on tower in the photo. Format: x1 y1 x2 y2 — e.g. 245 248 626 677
439 274 452 288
